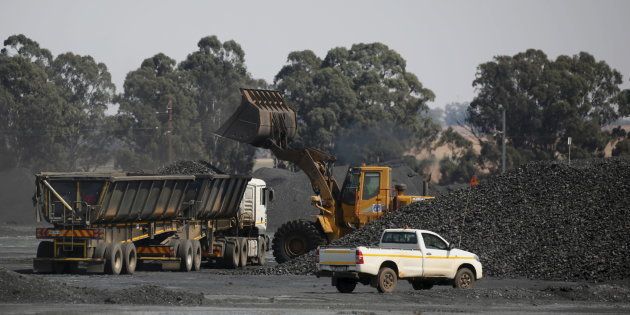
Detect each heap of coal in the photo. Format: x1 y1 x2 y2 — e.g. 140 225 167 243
157 160 224 175
254 158 630 281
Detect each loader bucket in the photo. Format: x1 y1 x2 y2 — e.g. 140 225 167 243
216 88 297 149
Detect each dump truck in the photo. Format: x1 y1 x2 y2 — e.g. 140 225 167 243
216 88 433 263
33 172 272 274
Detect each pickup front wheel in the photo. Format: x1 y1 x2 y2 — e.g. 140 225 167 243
376 267 397 293
335 278 357 293
453 267 475 289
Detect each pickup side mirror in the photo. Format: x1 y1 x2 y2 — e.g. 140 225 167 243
447 243 455 251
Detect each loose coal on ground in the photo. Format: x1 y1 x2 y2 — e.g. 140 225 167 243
248 158 630 282
254 163 448 232
0 268 204 305
157 160 224 175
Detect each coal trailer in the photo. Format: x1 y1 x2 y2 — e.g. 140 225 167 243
33 172 272 274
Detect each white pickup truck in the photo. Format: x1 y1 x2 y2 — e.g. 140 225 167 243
316 229 482 293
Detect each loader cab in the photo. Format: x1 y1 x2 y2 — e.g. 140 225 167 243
339 166 391 226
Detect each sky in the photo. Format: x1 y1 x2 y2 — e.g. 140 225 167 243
1 0 629 111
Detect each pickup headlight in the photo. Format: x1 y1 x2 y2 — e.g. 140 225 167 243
474 254 480 262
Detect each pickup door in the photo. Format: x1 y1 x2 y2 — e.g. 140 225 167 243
379 231 423 278
420 231 452 277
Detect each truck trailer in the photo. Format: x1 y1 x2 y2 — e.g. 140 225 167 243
33 172 272 274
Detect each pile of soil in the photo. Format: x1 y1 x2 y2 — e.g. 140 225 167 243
157 160 224 175
0 268 204 305
252 158 630 282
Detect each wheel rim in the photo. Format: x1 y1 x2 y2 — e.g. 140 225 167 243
383 272 395 290
459 273 472 288
285 236 306 257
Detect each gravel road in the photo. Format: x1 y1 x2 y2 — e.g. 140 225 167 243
1 226 629 314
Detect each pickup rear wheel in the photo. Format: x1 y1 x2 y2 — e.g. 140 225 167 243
376 267 397 293
453 267 475 289
335 278 357 293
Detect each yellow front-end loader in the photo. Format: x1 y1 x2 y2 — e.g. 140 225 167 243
217 88 433 263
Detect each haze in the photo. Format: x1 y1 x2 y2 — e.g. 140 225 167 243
1 0 629 110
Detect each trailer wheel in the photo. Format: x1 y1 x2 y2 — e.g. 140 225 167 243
223 240 240 268
256 236 266 266
376 267 397 293
177 240 193 272
335 278 357 293
104 243 123 275
36 241 54 258
192 240 202 271
122 243 137 275
238 238 248 267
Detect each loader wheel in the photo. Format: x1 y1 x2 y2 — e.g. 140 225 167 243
335 278 357 293
376 267 397 293
453 267 475 289
104 243 123 275
223 240 240 268
178 240 193 272
238 238 248 267
122 243 137 275
192 240 202 271
272 220 326 264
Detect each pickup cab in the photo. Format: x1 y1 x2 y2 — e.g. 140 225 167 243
316 229 482 293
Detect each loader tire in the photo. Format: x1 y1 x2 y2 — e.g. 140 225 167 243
272 220 326 264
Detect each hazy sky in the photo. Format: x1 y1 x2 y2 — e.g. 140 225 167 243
1 0 629 110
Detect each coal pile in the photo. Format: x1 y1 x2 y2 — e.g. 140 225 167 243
157 160 224 175
256 158 630 281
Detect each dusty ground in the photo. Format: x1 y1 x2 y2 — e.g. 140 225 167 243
1 225 630 314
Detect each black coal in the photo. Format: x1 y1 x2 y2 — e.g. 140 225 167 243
157 160 224 175
250 158 630 281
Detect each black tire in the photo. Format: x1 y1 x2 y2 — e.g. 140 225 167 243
272 220 326 263
192 240 202 271
36 241 54 258
256 236 266 266
453 267 475 289
376 267 397 293
411 280 433 290
104 243 123 275
177 240 193 272
53 262 66 274
335 278 357 293
223 240 240 268
122 243 137 275
238 238 248 267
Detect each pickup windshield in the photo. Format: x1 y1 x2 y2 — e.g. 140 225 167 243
381 232 418 244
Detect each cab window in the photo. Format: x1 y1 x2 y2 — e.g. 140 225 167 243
362 172 380 200
381 232 418 244
341 170 360 205
422 233 448 250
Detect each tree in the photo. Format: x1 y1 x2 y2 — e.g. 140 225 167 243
468 49 630 168
275 43 439 165
179 36 265 173
436 127 476 184
114 53 204 170
0 35 114 171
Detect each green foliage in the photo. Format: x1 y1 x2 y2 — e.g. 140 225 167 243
275 43 439 165
468 49 630 168
612 137 630 157
0 35 114 171
444 102 469 127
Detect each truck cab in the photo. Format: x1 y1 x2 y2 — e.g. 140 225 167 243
238 178 273 234
317 228 483 293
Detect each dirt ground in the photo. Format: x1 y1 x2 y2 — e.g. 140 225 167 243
1 225 630 314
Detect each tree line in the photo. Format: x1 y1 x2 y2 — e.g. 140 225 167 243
1 35 629 182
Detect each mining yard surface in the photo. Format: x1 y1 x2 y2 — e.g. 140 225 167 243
1 225 630 314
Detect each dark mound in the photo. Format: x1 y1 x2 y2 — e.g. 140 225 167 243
253 158 630 281
157 160 224 175
0 168 35 225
